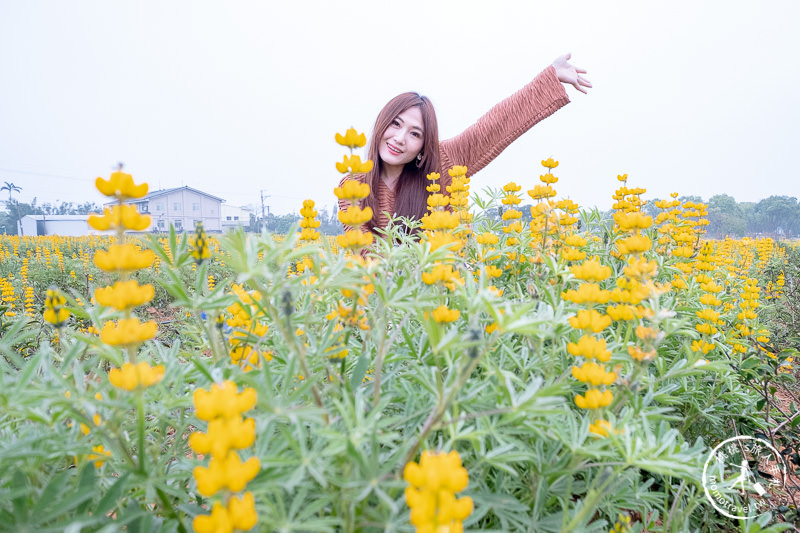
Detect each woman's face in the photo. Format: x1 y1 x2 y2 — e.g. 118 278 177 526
378 106 425 169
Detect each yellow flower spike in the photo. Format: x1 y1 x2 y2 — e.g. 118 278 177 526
43 288 70 327
100 318 158 346
189 417 256 458
420 211 459 231
567 335 612 361
616 174 628 182
335 154 374 174
570 258 612 282
192 502 233 533
88 205 151 232
334 180 371 201
336 229 374 249
502 182 522 193
574 389 613 410
568 310 612 333
95 170 148 199
94 280 155 311
189 222 211 263
337 206 374 226
335 128 367 148
431 305 460 323
541 158 559 169
193 451 261 496
564 234 588 247
193 381 257 421
93 244 155 272
447 165 468 177
539 173 558 184
616 234 652 255
562 283 612 305
227 491 258 531
588 419 617 437
108 361 165 391
571 362 617 386
87 445 112 468
426 172 441 181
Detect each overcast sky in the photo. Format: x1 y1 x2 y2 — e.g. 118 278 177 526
1 0 798 216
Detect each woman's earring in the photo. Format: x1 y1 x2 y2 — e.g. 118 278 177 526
416 152 424 168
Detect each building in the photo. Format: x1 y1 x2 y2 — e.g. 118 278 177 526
129 186 224 233
20 215 92 236
221 204 255 231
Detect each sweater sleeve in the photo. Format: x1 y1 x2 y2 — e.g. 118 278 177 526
438 65 569 179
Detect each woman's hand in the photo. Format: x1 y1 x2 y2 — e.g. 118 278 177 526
552 53 592 94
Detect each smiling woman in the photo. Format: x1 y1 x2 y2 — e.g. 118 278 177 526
338 53 592 235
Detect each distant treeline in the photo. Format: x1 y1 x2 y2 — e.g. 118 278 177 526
2 194 798 239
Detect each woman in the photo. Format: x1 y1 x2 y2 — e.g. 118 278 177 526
338 53 592 235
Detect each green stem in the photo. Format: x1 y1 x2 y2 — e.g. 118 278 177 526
136 389 146 474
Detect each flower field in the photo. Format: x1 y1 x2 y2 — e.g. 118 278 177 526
1 154 799 532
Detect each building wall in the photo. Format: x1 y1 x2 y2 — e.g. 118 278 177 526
149 189 221 232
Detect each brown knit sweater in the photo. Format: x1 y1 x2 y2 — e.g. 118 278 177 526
338 65 569 231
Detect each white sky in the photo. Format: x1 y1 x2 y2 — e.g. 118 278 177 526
1 0 798 216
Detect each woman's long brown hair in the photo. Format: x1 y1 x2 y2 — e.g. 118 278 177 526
362 92 440 234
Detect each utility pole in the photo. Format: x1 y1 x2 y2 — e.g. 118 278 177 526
260 190 271 230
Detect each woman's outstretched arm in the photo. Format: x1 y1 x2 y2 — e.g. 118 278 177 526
439 54 590 181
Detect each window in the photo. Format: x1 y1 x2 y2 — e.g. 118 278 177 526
193 203 200 211
138 202 149 213
175 220 183 231
226 216 232 221
173 202 181 211
155 203 163 212
158 220 165 229
234 216 239 220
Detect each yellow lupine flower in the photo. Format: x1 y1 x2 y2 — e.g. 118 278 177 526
88 204 151 231
564 234 588 247
193 381 257 421
567 334 612 361
574 389 613 410
334 180 371 201
562 283 612 305
334 128 367 148
427 194 450 210
430 305 460 323
476 232 499 245
337 206 374 226
561 247 587 262
541 158 559 169
336 230 374 249
571 362 616 386
43 288 70 326
404 450 473 531
335 154 374 174
588 419 619 437
421 263 464 287
502 209 522 221
100 318 158 346
502 182 522 192
189 417 256 459
421 211 459 231
528 184 557 200
616 234 652 255
448 165 468 177
613 211 653 231
94 280 154 310
568 310 612 333
108 361 165 390
606 304 637 321
193 452 261 497
87 445 112 468
94 244 155 272
539 173 558 184
695 308 721 322
95 170 148 199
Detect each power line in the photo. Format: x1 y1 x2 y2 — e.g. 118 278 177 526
0 167 93 182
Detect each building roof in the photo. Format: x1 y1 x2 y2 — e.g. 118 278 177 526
21 214 90 221
139 186 225 203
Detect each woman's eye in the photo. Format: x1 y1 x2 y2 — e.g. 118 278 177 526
391 120 400 126
411 132 421 138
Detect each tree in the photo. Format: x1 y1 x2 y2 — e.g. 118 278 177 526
1 182 23 235
707 194 746 238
